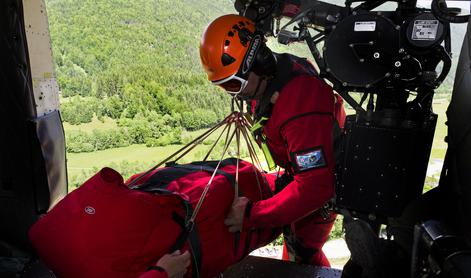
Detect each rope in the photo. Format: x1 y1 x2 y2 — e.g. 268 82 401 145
189 127 237 224
203 123 230 161
131 110 269 231
128 114 230 187
235 123 241 201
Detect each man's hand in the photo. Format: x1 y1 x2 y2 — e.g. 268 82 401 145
156 250 191 278
224 197 249 233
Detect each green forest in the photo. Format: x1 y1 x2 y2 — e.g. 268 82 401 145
46 0 235 152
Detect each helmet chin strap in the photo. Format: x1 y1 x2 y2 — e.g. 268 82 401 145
238 75 268 101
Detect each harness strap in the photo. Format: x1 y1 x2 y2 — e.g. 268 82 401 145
133 159 238 193
171 211 202 278
187 157 240 169
253 53 319 122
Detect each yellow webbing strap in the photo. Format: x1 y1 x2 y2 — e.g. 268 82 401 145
250 116 276 171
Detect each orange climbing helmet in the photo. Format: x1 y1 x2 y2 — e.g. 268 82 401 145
200 14 263 94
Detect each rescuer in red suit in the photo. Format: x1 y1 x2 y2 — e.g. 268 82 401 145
199 14 346 266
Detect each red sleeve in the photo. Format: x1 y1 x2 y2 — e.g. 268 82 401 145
138 269 168 278
243 113 335 229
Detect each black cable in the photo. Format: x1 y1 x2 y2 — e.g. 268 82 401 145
431 0 469 24
433 46 452 88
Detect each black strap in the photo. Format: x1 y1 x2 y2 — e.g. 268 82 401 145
171 209 202 278
134 159 238 192
251 53 322 171
254 53 319 121
274 172 294 194
186 157 239 169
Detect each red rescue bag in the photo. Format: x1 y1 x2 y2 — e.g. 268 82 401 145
29 159 279 278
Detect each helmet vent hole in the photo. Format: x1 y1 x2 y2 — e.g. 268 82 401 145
228 31 234 37
239 21 245 26
238 28 251 45
232 24 240 31
221 53 236 66
225 40 230 46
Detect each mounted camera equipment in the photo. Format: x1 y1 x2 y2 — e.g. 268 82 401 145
234 0 468 223
411 220 471 278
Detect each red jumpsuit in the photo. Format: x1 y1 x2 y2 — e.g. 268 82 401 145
243 55 346 266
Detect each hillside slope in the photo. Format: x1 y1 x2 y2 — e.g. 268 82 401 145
45 0 234 122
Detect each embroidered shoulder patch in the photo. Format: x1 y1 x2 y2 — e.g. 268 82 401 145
291 147 327 172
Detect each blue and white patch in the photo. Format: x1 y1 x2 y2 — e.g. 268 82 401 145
291 147 327 172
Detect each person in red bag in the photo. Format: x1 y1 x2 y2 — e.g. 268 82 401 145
199 14 346 266
29 159 279 278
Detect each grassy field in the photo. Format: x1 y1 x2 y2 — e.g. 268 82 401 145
65 125 262 190
68 144 183 175
65 99 450 190
63 116 117 132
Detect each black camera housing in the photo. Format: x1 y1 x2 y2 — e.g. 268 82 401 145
336 113 437 220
